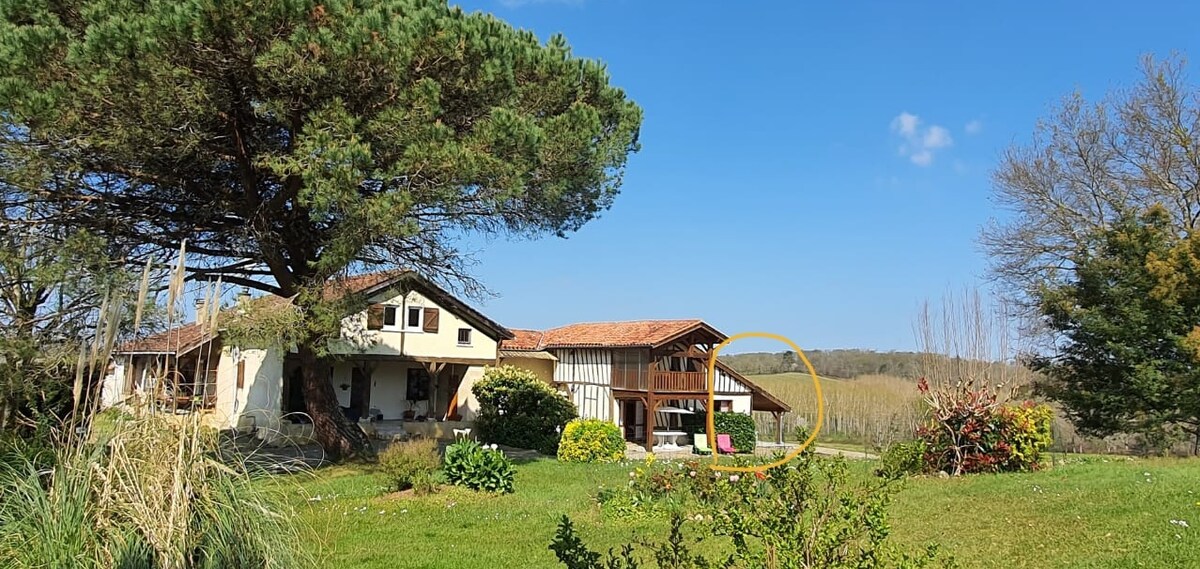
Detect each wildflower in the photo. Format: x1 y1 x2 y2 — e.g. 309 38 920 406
689 470 697 477
629 471 637 478
490 443 499 450
754 471 767 481
1170 519 1190 528
729 474 740 483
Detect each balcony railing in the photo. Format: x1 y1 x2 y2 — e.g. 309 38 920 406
650 371 707 392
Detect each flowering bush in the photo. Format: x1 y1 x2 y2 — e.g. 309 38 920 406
916 378 1054 474
569 453 946 567
378 438 440 494
473 365 578 454
443 440 515 494
557 419 625 463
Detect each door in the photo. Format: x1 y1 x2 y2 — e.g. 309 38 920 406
282 366 309 422
350 367 371 420
622 400 645 442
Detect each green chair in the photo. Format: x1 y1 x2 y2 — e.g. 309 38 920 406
692 432 712 455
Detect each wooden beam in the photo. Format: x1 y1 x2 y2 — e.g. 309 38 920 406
338 354 496 366
644 395 659 452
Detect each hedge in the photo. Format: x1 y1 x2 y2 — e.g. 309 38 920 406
713 412 756 452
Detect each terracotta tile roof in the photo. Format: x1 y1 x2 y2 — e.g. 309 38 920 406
498 349 557 361
503 329 546 351
500 319 716 350
118 322 215 354
319 269 405 299
116 269 511 354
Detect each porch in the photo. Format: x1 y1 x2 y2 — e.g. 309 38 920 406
280 355 490 425
122 343 220 414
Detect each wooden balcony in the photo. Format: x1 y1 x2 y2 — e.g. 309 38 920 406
650 371 707 392
611 370 708 393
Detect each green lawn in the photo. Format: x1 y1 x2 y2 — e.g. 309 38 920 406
284 455 1200 568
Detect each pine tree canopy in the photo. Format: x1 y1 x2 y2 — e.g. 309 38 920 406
0 0 643 298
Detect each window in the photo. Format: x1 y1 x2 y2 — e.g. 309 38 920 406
611 349 649 389
383 306 398 328
714 399 733 412
405 306 423 330
457 328 472 346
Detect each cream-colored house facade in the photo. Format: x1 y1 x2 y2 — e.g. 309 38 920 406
103 271 512 442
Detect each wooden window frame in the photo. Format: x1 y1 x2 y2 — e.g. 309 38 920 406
404 305 424 332
381 305 399 329
456 328 472 346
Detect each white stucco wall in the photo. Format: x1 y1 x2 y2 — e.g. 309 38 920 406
330 288 499 361
100 357 129 408
226 347 283 436
730 394 752 415
453 365 487 421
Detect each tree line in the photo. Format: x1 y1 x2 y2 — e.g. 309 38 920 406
720 350 927 379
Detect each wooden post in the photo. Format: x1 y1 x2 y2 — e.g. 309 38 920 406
774 411 784 445
644 395 659 452
422 361 446 419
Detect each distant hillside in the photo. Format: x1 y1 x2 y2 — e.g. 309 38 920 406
721 349 925 379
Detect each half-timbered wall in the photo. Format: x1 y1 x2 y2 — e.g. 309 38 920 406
552 349 615 422
714 366 751 394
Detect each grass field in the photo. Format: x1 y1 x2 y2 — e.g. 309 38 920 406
750 372 922 447
286 454 1200 568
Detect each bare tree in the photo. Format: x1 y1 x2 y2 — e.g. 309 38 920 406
982 55 1200 316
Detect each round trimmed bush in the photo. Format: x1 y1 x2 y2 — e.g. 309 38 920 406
472 365 578 454
557 419 625 463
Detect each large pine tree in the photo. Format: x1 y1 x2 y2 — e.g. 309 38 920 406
0 0 642 459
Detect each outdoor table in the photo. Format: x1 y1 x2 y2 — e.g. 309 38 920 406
652 430 688 450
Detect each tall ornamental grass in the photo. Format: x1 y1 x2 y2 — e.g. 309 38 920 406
0 409 312 568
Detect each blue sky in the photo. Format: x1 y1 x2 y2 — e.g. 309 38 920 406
449 0 1200 353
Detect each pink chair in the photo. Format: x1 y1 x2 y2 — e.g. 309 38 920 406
716 433 737 454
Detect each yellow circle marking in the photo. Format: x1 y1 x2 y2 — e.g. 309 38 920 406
705 332 824 473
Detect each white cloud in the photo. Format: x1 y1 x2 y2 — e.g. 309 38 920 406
965 119 983 135
923 125 952 149
891 112 920 137
890 112 954 167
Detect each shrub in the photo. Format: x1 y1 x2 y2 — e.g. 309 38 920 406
998 402 1054 469
557 419 625 463
473 365 578 454
443 440 515 493
712 411 756 452
917 378 1054 475
564 453 946 568
876 439 926 479
378 438 440 494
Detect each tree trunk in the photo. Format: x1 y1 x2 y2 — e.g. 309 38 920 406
295 338 375 462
